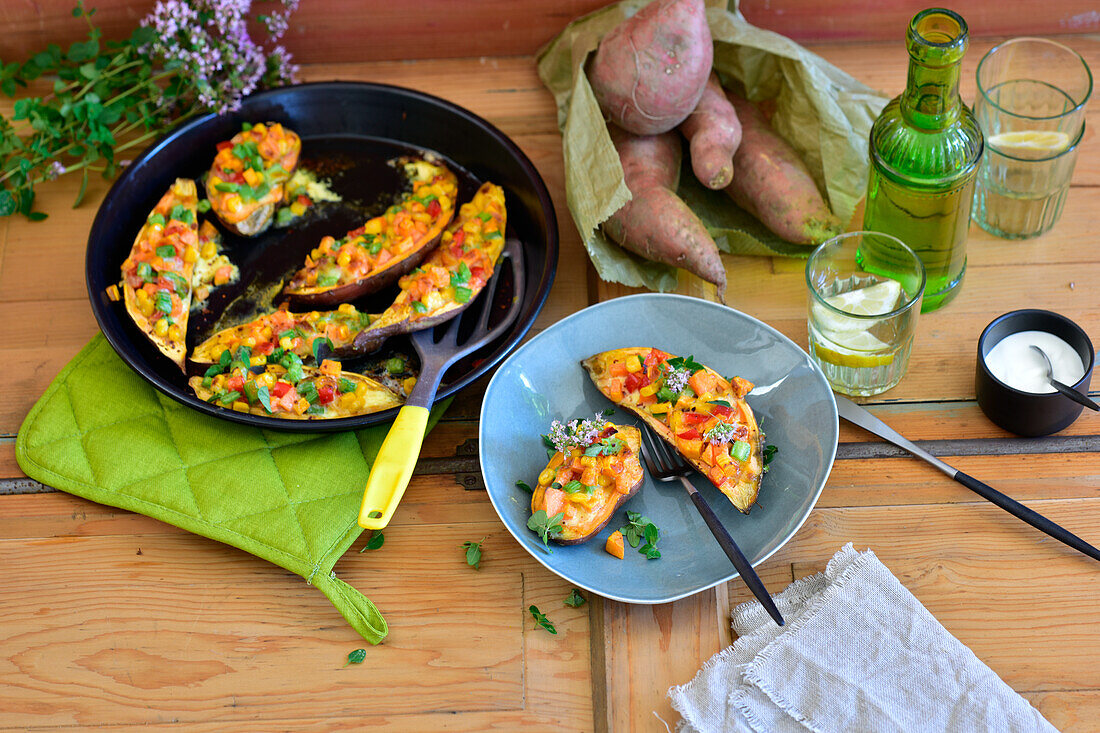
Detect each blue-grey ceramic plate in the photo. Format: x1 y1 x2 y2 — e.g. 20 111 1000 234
479 293 838 604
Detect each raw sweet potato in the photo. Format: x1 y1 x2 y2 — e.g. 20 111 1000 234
603 127 727 300
723 91 843 245
588 0 713 135
679 72 742 189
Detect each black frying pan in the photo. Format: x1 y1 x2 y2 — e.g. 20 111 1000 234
85 81 558 431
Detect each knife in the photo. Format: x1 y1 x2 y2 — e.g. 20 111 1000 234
835 395 1100 563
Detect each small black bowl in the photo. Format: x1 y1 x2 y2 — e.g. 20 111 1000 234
976 309 1095 436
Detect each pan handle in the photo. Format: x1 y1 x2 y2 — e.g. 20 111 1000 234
357 404 430 530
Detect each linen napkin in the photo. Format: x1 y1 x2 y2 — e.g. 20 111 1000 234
669 544 1056 733
16 335 448 644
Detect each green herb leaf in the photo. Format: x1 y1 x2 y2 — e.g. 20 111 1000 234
343 648 367 667
312 336 334 363
527 509 564 550
451 261 471 285
164 272 188 296
359 531 384 552
147 212 165 225
316 272 340 287
155 244 176 258
564 589 586 608
477 212 492 222
256 385 272 413
461 537 485 570
515 480 533 493
136 261 156 283
529 605 557 635
338 377 357 394
452 285 472 303
411 300 429 314
620 512 661 558
217 390 241 405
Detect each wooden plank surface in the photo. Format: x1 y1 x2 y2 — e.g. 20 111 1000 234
0 20 1098 733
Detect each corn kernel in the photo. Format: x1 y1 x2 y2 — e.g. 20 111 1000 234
243 336 257 347
402 376 417 394
183 246 198 264
250 355 266 367
338 303 355 315
201 241 217 259
279 336 294 350
336 250 352 268
168 323 184 341
106 284 120 302
649 402 671 414
154 318 169 337
232 401 250 413
363 218 383 235
252 123 267 136
289 201 307 216
225 194 243 213
257 372 275 387
242 168 262 187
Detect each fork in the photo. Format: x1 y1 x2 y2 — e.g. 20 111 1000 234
639 426 785 627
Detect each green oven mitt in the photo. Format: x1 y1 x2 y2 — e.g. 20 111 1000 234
16 334 449 644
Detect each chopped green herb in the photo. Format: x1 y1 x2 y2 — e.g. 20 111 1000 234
639 522 661 560
477 212 492 222
515 480 533 493
217 390 241 405
529 605 557 635
584 436 624 457
276 207 296 227
708 399 732 407
256 385 272 413
241 122 253 131
564 589 586 608
147 212 165 225
201 375 213 388
527 510 564 550
218 349 232 369
452 285 472 303
452 262 471 285
385 357 406 375
359 531 384 552
297 380 319 404
197 199 211 213
368 237 383 255
136 261 156 283
484 230 502 240
214 181 240 193
317 272 340 287
412 301 429 314
656 386 677 403
164 272 189 296
234 345 251 367
560 479 595 495
666 355 705 374
730 440 751 462
155 244 176 258
620 511 662 560
338 377 358 394
343 648 367 667
461 537 485 570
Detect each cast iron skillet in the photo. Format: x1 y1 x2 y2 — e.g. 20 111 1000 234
85 82 558 431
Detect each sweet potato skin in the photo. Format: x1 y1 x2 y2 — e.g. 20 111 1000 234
588 0 713 135
723 91 842 245
603 127 726 300
679 72 742 189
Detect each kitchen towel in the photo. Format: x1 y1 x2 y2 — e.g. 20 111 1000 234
16 334 448 645
669 544 1056 732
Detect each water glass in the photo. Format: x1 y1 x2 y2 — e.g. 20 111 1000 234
806 232 926 396
972 38 1093 239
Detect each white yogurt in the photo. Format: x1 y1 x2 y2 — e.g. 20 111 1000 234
984 330 1085 394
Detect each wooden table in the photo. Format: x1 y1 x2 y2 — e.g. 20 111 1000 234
3 18 1099 733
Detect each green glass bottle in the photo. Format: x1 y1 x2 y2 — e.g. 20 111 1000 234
861 8 984 312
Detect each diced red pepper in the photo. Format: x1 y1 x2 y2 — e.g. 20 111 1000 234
318 385 335 404
624 373 643 393
452 230 466 248
709 404 734 418
682 411 709 426
296 194 311 207
226 375 245 393
272 381 292 398
216 141 233 152
427 198 442 218
676 428 702 441
598 426 616 439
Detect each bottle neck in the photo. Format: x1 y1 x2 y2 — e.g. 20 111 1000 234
901 58 962 130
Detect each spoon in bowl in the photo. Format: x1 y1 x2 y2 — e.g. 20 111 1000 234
1029 344 1099 411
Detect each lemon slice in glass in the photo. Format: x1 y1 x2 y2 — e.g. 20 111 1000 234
988 130 1071 160
813 279 902 334
812 330 895 368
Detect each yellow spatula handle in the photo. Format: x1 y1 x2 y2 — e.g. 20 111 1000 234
358 405 430 529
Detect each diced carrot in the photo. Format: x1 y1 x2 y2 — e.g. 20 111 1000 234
609 361 629 378
607 378 623 403
731 376 754 398
678 438 704 461
688 370 718 397
605 531 625 559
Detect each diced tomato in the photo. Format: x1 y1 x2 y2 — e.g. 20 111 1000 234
682 411 709 426
599 426 616 439
226 170 246 184
624 373 643 393
216 141 233 151
296 194 311 207
272 381 292 398
318 385 335 404
470 266 486 282
452 230 465 248
226 375 245 393
643 349 665 369
709 403 733 418
676 428 702 441
427 198 442 217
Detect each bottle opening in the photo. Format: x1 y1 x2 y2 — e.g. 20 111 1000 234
912 9 965 46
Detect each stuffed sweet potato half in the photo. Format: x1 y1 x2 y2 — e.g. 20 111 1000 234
190 345 401 420
119 178 200 371
354 182 507 352
582 348 763 513
190 303 373 366
530 418 644 545
281 158 458 308
205 121 301 236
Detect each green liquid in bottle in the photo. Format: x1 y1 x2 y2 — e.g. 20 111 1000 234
861 8 984 313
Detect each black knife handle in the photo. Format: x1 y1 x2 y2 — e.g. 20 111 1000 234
688 488 785 626
954 471 1100 562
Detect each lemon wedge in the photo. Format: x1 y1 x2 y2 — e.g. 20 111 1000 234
988 130 1071 160
812 329 895 368
813 279 902 334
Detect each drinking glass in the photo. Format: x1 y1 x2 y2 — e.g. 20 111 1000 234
972 38 1093 239
806 232 926 396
